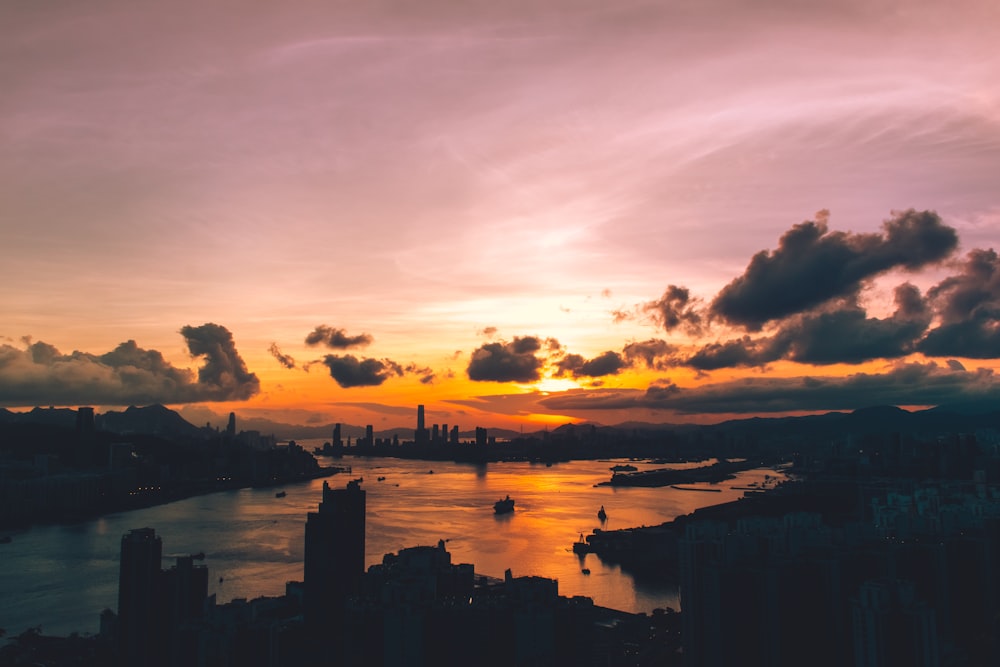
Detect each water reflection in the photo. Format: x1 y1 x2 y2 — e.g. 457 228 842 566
0 450 784 638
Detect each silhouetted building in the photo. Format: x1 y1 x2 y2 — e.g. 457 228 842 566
304 479 366 627
333 423 342 447
226 412 236 439
76 406 95 436
365 424 373 447
415 404 429 443
852 579 940 667
118 527 163 666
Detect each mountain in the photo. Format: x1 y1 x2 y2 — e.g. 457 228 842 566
99 404 210 439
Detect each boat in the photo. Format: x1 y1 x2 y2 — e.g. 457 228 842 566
275 491 286 498
572 534 591 554
609 464 637 472
597 505 607 521
494 495 515 514
377 476 386 482
581 568 591 575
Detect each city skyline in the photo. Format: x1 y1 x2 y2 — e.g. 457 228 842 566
3 1 1000 431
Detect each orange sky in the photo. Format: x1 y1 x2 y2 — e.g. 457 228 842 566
2 1 1000 431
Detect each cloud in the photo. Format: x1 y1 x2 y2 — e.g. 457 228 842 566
305 325 374 349
710 210 958 330
0 323 259 406
685 283 932 369
918 248 1000 358
320 354 404 388
268 342 296 369
467 336 555 383
178 324 261 400
555 350 628 378
405 363 436 384
477 326 498 337
540 361 999 415
622 338 676 370
643 285 703 333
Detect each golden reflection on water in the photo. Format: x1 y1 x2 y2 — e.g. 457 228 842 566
0 450 787 637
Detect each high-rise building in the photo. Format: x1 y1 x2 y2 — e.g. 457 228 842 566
365 424 373 447
333 423 342 447
415 404 429 442
118 528 163 666
226 412 236 439
304 480 366 626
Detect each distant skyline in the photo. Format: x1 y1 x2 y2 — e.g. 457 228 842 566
3 1 1000 430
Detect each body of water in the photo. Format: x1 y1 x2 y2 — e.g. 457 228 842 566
0 449 783 637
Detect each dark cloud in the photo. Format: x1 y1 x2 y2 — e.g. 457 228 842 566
643 285 703 333
268 343 296 369
320 354 403 388
771 284 931 365
467 336 550 383
178 324 260 400
918 249 1000 358
477 326 498 337
686 336 773 371
305 325 373 349
555 351 628 378
0 323 259 406
710 209 958 330
540 361 998 414
622 338 676 370
405 363 436 385
685 284 932 369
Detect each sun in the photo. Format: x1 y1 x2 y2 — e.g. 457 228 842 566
531 377 581 394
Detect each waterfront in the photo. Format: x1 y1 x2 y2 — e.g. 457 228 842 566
0 448 783 637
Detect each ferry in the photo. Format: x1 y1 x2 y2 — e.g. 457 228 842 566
494 495 515 514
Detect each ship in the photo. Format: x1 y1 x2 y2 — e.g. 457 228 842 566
494 495 515 514
597 505 607 521
274 491 286 498
572 533 591 554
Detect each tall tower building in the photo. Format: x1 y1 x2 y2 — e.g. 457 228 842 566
118 527 163 666
304 480 366 626
226 412 236 439
416 404 429 442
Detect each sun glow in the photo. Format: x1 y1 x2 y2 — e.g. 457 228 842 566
531 377 581 393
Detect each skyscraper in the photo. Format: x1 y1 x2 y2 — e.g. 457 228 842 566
303 479 366 626
416 404 429 442
118 528 163 666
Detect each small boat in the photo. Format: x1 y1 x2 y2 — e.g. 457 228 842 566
494 495 515 514
377 476 386 482
572 534 590 554
275 491 286 498
581 568 591 575
597 505 607 521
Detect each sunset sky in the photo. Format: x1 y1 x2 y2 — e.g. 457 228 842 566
3 0 1000 432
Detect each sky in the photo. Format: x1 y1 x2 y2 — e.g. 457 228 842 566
3 0 1000 432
